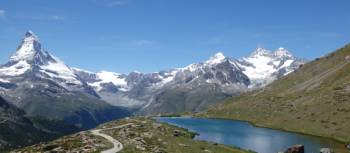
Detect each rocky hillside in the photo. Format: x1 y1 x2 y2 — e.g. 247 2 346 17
204 44 350 144
0 96 45 151
12 117 252 153
0 95 81 151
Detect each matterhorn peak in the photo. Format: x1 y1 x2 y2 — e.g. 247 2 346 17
10 31 44 62
23 30 40 45
205 52 226 65
25 30 38 38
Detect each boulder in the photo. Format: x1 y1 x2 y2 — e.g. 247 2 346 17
173 130 182 137
320 148 332 153
286 144 304 153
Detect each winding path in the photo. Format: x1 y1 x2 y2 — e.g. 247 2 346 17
91 123 133 153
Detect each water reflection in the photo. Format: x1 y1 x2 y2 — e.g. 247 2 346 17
157 117 341 153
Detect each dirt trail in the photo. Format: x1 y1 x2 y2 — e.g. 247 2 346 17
91 123 133 153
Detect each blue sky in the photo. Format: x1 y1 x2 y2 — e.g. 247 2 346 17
0 0 350 73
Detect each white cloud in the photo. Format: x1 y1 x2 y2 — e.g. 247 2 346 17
0 9 6 17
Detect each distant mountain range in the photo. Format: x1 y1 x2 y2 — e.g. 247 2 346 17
0 31 306 150
204 43 350 144
74 45 305 115
0 31 305 117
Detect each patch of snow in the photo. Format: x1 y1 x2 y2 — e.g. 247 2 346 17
160 72 176 84
0 60 31 76
205 52 226 65
153 70 178 87
241 55 276 80
281 59 294 68
274 47 292 57
40 55 82 85
284 70 294 76
250 47 271 57
89 71 129 91
116 87 129 92
97 71 127 86
72 67 94 74
182 64 198 72
272 61 281 66
0 78 10 83
228 60 241 70
206 79 215 83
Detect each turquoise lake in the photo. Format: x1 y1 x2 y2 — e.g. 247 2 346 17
156 117 343 153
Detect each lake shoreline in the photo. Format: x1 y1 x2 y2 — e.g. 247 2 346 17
194 115 349 152
157 115 349 152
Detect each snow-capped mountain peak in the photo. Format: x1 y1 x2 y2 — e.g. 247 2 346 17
70 43 304 110
1 31 83 86
25 30 38 39
239 47 302 88
10 31 43 62
274 47 292 58
1 31 305 111
205 52 226 65
250 47 271 57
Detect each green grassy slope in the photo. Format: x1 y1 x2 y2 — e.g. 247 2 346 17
204 44 350 145
105 118 252 153
13 117 253 153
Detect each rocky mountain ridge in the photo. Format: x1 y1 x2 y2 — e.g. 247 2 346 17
74 46 305 115
0 31 305 116
0 31 130 130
